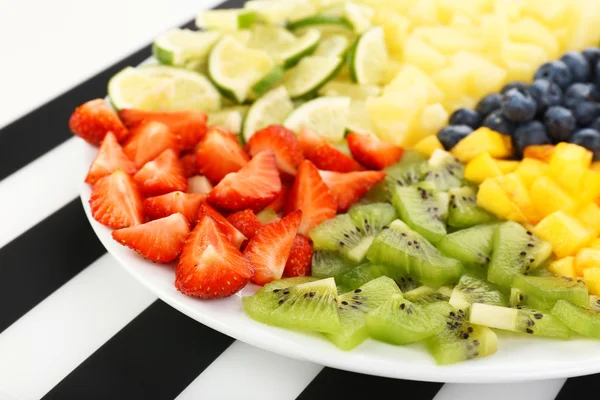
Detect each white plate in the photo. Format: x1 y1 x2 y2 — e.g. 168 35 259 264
79 139 600 383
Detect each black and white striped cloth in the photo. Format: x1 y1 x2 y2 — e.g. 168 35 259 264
0 0 597 398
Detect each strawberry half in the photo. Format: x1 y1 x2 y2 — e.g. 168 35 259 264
244 210 302 285
188 175 213 194
197 203 246 249
227 210 262 241
196 127 249 185
112 213 190 263
285 160 336 237
119 109 207 151
284 235 313 277
180 153 198 178
347 132 404 170
143 191 205 224
175 213 254 299
245 125 304 176
85 132 137 184
208 150 281 212
264 184 290 213
123 120 180 168
319 170 386 212
89 169 143 229
134 149 188 196
298 127 365 172
69 99 128 145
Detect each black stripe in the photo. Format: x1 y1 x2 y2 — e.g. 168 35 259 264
42 300 234 399
0 198 106 333
297 368 444 400
554 374 600 399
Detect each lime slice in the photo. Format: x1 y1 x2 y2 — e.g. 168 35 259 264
152 29 221 67
349 26 388 85
108 65 221 112
313 34 350 57
248 25 321 68
344 2 375 33
243 86 294 142
250 66 285 99
318 81 381 99
288 15 353 31
208 35 275 103
208 107 249 134
196 9 256 30
346 100 374 134
244 0 317 24
284 96 351 142
283 56 344 99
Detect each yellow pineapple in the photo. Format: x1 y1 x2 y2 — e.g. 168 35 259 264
575 248 600 276
432 65 471 105
548 256 576 278
589 238 600 249
579 170 600 205
373 10 410 55
407 0 440 27
514 157 548 188
576 202 600 236
496 160 520 174
481 13 509 53
414 103 449 144
464 152 503 184
414 135 443 158
522 0 575 30
452 52 507 98
450 127 513 162
496 173 540 224
583 268 600 295
477 178 527 222
534 211 595 258
530 176 578 218
416 27 483 55
403 36 447 74
384 64 444 104
508 17 560 59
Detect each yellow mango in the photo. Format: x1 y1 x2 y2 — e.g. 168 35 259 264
403 36 447 73
548 256 576 278
575 248 600 276
576 202 600 236
592 162 600 172
515 158 548 188
589 238 600 249
509 17 560 59
464 152 503 184
549 142 593 170
530 176 578 219
496 160 519 174
583 267 600 295
534 211 595 258
496 173 540 224
414 135 443 158
450 127 513 163
523 144 555 163
477 178 527 222
579 170 600 205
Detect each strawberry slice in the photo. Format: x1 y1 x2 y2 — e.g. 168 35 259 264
245 125 304 176
119 109 207 151
285 160 336 237
319 170 386 212
196 127 249 185
180 153 198 178
264 184 290 213
133 149 188 196
85 132 137 184
347 132 404 170
284 235 313 277
197 203 246 249
208 150 281 212
89 169 143 229
143 191 205 224
69 99 128 145
123 120 180 168
112 213 190 263
298 127 365 172
244 210 302 285
227 210 261 241
176 213 254 298
188 175 213 194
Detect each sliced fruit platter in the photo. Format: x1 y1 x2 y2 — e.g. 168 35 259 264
72 0 600 380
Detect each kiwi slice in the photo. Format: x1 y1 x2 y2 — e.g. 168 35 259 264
366 294 446 345
512 275 589 311
262 276 318 290
437 224 496 277
324 276 401 351
367 219 463 287
242 277 341 333
510 288 526 307
552 300 600 338
311 251 357 279
392 183 448 244
349 203 397 234
487 221 553 289
470 303 571 339
425 307 498 365
591 295 600 312
421 149 464 191
449 274 508 310
404 286 450 304
447 186 496 229
336 263 418 293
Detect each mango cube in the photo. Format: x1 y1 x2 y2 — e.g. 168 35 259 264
477 178 527 222
549 142 593 170
496 160 519 174
592 162 600 172
451 127 512 162
579 170 600 205
523 145 555 163
464 152 503 184
583 268 600 295
530 176 578 218
414 135 443 158
496 173 540 224
534 211 595 258
575 249 600 276
548 256 576 278
576 202 600 235
515 158 548 188
590 238 600 250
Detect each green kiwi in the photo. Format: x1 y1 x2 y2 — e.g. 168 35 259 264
512 275 589 310
591 295 600 312
242 277 341 333
336 263 418 293
324 276 401 350
510 288 526 307
487 221 553 289
470 303 571 339
403 286 449 304
421 149 464 191
448 274 508 310
367 219 463 287
447 186 496 228
349 203 396 234
436 224 496 277
262 276 318 290
311 251 357 279
552 300 600 338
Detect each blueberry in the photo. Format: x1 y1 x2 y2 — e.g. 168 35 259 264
569 128 600 159
512 121 552 158
582 47 600 70
527 79 562 114
594 60 600 88
564 83 596 108
501 81 529 94
534 60 573 90
501 88 537 123
571 101 600 126
544 106 576 143
476 93 503 117
437 125 473 150
449 108 483 129
588 116 600 132
560 51 591 82
482 110 517 136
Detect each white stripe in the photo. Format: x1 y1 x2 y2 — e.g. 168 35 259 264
433 380 566 400
176 341 324 400
0 254 156 400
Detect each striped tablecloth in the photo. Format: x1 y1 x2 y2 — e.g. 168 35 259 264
0 0 597 398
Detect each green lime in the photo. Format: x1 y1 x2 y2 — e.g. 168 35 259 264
152 29 221 67
243 86 294 142
349 26 389 85
284 96 351 142
195 9 256 30
282 56 344 99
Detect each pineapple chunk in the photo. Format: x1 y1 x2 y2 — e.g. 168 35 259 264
477 178 527 222
580 170 600 205
575 248 600 276
432 65 471 104
407 0 440 27
384 64 443 104
522 0 575 29
509 17 560 59
530 176 578 218
450 127 512 162
496 160 519 174
523 144 555 163
550 142 593 170
515 157 548 188
373 10 410 55
403 36 447 73
496 173 540 224
464 152 503 184
501 41 549 71
548 256 576 278
481 13 509 52
577 202 600 235
583 267 600 295
452 52 507 98
414 135 443 158
414 103 448 144
534 211 595 258
590 238 600 249
416 27 483 54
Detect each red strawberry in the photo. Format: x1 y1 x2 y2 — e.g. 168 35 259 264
133 149 188 196
175 213 254 298
244 210 302 285
123 120 180 168
284 235 313 277
188 175 213 194
347 132 404 170
89 169 143 228
143 191 205 224
245 125 304 176
227 210 261 241
180 153 198 178
85 132 137 184
112 213 190 263
119 109 207 151
298 127 365 172
285 160 336 237
208 150 281 212
264 184 290 213
69 99 128 145
319 170 386 212
197 203 246 248
196 127 249 185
